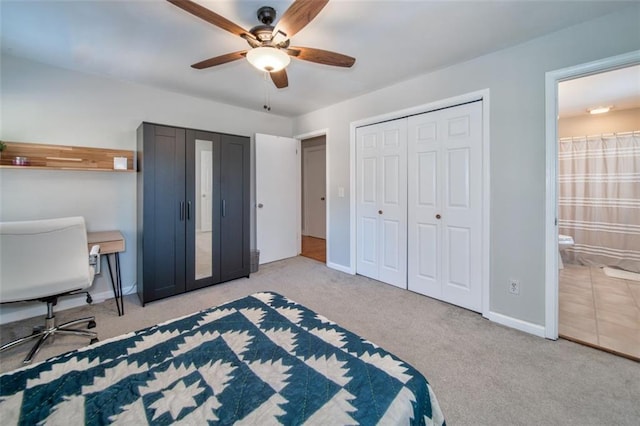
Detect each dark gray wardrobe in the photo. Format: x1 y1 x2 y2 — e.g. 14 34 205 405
136 122 250 305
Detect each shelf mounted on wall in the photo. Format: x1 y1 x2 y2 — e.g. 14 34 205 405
0 141 135 172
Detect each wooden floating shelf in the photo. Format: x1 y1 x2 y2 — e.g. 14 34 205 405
0 141 135 172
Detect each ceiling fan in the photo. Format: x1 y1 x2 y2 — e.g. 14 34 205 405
167 0 356 89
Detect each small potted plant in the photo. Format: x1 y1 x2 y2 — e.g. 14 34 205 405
0 141 6 162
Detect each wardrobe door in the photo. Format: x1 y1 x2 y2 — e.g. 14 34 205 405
139 123 186 303
355 119 408 289
407 101 483 312
220 134 250 281
185 130 221 291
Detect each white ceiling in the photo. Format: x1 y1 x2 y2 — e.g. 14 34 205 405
558 65 640 118
1 0 635 117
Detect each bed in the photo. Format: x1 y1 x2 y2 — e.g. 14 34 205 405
0 292 445 425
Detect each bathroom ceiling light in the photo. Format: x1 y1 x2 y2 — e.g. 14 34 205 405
587 106 613 115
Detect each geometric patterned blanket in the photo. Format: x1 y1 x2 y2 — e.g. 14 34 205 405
0 292 445 425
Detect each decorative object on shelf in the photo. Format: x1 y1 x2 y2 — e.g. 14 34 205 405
113 157 128 170
0 141 5 161
0 141 135 171
12 156 29 166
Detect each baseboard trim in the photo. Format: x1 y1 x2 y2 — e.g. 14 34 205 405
487 311 546 338
0 285 137 325
327 262 354 275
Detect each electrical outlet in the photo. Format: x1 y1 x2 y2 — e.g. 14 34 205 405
509 279 520 295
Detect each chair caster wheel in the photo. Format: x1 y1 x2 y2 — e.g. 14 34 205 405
88 320 96 329
86 294 93 304
90 338 99 345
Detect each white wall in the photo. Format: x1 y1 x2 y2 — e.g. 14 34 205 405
293 5 640 326
0 54 293 323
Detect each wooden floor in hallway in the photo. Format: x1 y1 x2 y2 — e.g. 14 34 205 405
301 235 326 263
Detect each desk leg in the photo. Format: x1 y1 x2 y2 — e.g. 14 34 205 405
106 253 124 316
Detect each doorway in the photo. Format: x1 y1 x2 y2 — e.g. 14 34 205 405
301 135 327 263
545 51 640 360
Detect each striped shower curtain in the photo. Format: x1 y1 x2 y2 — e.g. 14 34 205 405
558 131 640 273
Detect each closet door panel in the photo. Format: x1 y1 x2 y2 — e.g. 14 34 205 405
446 226 471 289
417 224 438 279
220 135 250 281
441 103 483 312
446 148 470 209
379 122 407 288
418 152 437 206
186 130 220 291
356 127 380 279
144 125 186 301
408 116 441 298
357 120 407 288
381 218 400 270
409 101 483 312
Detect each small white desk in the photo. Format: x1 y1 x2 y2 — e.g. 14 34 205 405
87 231 125 316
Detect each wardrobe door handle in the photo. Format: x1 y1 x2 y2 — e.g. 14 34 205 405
222 199 226 217
187 201 192 220
180 202 185 221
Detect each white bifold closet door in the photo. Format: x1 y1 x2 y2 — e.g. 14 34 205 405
407 101 483 312
356 119 408 288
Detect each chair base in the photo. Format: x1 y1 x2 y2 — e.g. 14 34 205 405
0 302 98 364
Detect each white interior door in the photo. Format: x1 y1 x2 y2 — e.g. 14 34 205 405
200 151 213 232
303 145 326 239
356 119 407 288
408 101 483 312
256 133 299 264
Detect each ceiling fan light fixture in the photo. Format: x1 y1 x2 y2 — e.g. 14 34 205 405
246 47 290 72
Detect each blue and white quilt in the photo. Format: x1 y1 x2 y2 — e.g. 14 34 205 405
0 292 445 425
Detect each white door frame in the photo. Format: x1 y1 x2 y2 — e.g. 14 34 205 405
295 129 329 262
349 89 491 317
543 50 640 339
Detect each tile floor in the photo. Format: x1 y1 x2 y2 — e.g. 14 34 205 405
559 263 640 360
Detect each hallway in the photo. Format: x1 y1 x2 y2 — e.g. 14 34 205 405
301 235 326 263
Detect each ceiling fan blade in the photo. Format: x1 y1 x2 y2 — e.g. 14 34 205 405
272 0 329 42
191 50 247 69
167 0 255 41
287 46 355 68
270 69 289 89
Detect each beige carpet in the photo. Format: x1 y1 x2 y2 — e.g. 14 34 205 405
1 256 638 425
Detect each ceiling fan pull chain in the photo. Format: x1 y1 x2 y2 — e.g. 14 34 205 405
263 71 271 112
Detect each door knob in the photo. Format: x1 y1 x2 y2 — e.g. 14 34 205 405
258 203 264 208
378 210 383 215
435 214 441 219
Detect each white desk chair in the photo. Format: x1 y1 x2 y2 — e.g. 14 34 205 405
0 217 100 364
